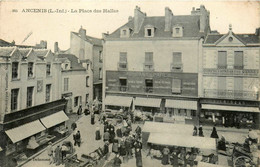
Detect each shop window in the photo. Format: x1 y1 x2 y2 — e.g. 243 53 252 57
26 87 34 107
64 78 69 91
172 79 181 94
11 88 19 111
12 62 19 79
45 84 51 102
118 52 128 70
119 78 127 92
28 62 34 78
46 63 51 76
217 51 227 69
145 79 153 93
234 51 243 69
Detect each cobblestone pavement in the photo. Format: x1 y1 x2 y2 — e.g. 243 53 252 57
22 114 256 167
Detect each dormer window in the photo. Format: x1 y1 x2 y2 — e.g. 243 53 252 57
61 61 71 70
172 25 183 37
120 28 131 38
144 25 155 37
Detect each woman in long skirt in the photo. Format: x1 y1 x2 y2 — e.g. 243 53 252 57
91 113 95 125
95 126 101 140
135 148 142 167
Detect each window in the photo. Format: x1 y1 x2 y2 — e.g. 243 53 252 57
218 77 226 90
85 94 89 106
122 30 127 35
147 29 152 36
171 52 183 72
86 64 89 70
99 51 103 62
234 51 243 69
64 78 69 91
120 28 130 38
12 62 19 79
46 84 51 102
172 79 181 94
99 68 102 80
46 64 51 76
27 87 34 107
119 78 127 92
144 52 154 71
175 28 180 34
74 96 79 107
218 51 227 69
118 52 128 70
172 26 183 37
86 76 90 87
145 27 155 37
145 79 153 93
28 62 34 78
11 89 19 111
234 78 243 97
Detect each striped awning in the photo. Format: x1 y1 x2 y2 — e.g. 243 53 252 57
40 111 69 128
5 120 46 143
104 95 133 107
134 97 161 108
165 99 197 110
202 104 260 113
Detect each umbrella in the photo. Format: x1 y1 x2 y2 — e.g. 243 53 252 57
248 131 258 140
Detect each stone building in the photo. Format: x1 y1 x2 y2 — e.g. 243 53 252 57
201 26 260 128
103 6 210 123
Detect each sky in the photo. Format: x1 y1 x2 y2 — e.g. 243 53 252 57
0 1 259 51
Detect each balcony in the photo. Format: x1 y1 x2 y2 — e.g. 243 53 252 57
171 63 183 72
203 68 259 77
117 62 128 71
204 89 259 100
143 62 154 71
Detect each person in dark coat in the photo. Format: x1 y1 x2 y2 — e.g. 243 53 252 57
71 122 77 131
95 126 101 140
134 140 142 150
210 126 219 139
77 105 82 115
135 148 142 167
75 131 81 147
103 141 110 160
192 126 197 136
116 127 122 138
104 121 108 132
112 140 119 154
170 151 178 167
109 123 115 143
119 138 127 157
113 154 122 167
54 145 62 165
91 113 95 125
218 135 227 151
199 125 204 137
161 147 170 165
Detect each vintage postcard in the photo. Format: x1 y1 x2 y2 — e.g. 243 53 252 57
0 1 259 167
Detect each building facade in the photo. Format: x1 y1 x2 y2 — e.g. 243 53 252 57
103 6 210 123
70 27 103 102
201 26 260 128
56 53 91 113
0 47 69 166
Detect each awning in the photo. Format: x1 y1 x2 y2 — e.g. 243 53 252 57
104 95 133 107
5 120 46 143
40 111 69 128
142 121 193 135
148 133 216 151
198 162 227 167
202 104 260 113
134 97 161 108
165 99 197 110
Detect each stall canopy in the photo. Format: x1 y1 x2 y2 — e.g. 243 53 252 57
40 111 69 128
134 97 161 108
104 95 133 107
165 99 197 110
142 121 193 135
202 104 260 113
197 162 227 167
5 120 46 143
148 133 216 151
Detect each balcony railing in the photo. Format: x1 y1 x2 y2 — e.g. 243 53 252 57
203 68 259 77
204 89 259 100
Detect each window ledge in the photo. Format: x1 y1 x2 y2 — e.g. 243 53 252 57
11 78 21 82
28 76 35 80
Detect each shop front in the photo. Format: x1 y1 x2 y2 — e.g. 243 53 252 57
165 99 198 124
200 104 260 129
0 99 67 167
104 95 133 111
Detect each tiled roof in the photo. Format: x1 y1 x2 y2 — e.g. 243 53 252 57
71 32 102 46
204 33 260 44
33 49 50 57
56 54 86 70
0 39 12 46
107 15 202 39
0 47 15 56
19 48 31 57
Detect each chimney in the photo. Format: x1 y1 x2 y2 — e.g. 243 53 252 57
128 16 133 21
40 40 47 49
255 28 260 36
165 7 173 31
54 42 59 53
79 26 87 39
134 6 146 33
199 5 210 33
